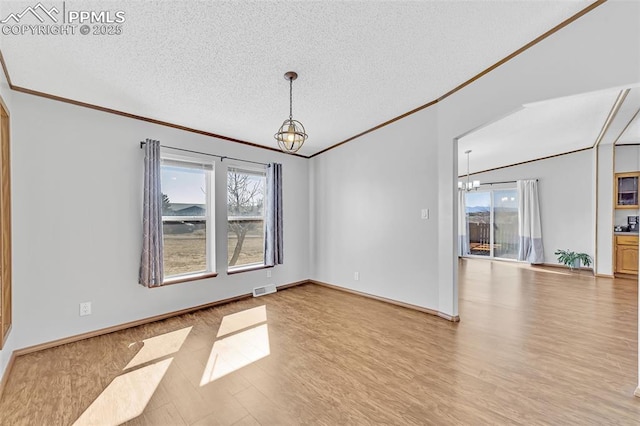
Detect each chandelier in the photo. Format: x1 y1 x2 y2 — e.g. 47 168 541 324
274 71 307 154
458 150 480 191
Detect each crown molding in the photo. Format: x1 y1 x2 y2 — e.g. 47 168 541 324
459 147 593 178
0 50 308 158
310 0 608 158
0 0 607 159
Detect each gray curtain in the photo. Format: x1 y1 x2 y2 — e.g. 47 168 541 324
458 190 470 256
517 179 544 264
265 163 283 266
139 139 164 287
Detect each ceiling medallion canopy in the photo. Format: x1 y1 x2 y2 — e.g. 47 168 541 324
274 71 308 154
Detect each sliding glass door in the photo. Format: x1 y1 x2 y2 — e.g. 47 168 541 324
492 190 519 259
465 188 518 259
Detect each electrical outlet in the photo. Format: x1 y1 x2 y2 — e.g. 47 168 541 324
79 302 92 316
421 208 430 219
354 272 359 281
267 269 272 278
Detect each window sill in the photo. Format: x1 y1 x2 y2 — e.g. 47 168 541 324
227 264 272 275
161 272 218 286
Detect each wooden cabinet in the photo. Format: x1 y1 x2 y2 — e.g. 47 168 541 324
615 172 640 208
615 235 638 275
0 97 9 349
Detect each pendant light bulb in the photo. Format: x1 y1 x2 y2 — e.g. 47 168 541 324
287 124 296 142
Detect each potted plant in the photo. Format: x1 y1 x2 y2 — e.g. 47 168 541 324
554 249 593 270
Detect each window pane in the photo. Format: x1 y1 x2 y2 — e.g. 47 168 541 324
162 165 206 212
161 164 210 277
493 190 519 260
163 220 207 276
227 168 265 268
465 191 491 257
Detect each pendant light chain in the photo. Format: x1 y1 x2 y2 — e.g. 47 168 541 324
458 149 480 191
467 150 470 187
289 77 293 121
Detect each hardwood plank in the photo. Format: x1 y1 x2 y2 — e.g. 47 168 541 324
230 415 260 426
1 261 640 424
140 401 186 426
233 386 299 426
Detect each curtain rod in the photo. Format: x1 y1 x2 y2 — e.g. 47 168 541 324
139 141 268 166
480 179 538 186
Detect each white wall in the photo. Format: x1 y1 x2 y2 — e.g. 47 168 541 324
311 108 439 309
471 150 593 266
9 92 309 350
0 46 15 382
615 145 640 173
597 144 614 275
312 0 640 317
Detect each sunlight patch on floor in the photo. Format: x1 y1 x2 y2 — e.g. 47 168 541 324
73 358 173 426
125 326 192 370
202 306 270 385
481 259 582 277
201 324 270 385
527 266 583 276
216 305 267 338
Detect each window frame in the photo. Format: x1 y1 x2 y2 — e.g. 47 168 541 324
226 163 267 273
160 152 216 283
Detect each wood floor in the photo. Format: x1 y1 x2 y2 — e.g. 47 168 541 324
1 259 639 425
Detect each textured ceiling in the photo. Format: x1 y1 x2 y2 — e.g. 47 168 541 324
458 86 640 175
0 0 594 156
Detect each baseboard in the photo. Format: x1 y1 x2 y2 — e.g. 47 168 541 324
539 263 594 273
437 312 461 322
1 324 11 350
0 351 16 401
595 273 615 278
14 279 308 357
309 280 459 322
614 273 638 280
277 280 310 291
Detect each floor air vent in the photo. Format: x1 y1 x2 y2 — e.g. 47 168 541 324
253 284 277 297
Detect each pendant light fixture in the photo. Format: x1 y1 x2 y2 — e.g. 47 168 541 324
274 71 307 154
458 150 480 191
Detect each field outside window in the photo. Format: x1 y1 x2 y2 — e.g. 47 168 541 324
161 159 214 279
227 167 266 270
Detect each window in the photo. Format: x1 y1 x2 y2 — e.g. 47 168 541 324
465 188 519 260
227 166 266 270
161 157 215 279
